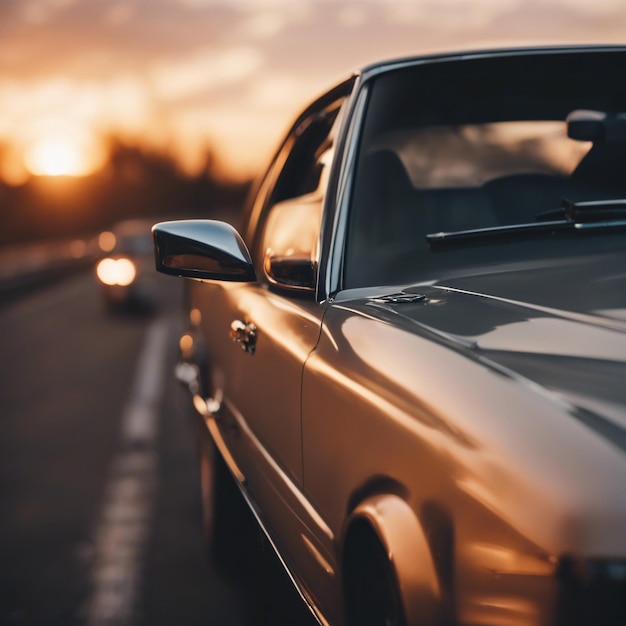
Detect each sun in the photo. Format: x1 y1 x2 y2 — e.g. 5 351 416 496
26 135 83 176
24 130 105 177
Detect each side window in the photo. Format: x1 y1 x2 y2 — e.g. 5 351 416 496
269 103 342 206
252 97 346 268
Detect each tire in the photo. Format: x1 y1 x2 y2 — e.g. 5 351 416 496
196 418 251 578
344 523 408 626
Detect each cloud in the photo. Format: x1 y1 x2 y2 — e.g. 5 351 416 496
104 2 137 25
384 1 521 30
150 46 264 101
337 5 368 28
0 75 152 157
172 0 216 7
238 11 291 39
547 0 626 12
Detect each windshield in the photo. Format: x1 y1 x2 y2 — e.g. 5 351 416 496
344 49 626 288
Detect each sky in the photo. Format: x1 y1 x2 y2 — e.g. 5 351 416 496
0 0 625 184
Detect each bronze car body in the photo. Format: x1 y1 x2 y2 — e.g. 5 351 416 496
153 46 626 626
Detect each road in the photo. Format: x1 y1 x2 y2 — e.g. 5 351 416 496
0 270 317 626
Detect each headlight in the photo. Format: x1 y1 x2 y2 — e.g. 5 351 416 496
96 257 137 286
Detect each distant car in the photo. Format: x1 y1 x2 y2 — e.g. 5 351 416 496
153 46 626 626
95 219 156 311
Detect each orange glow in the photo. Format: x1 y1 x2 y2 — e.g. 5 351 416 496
24 130 106 178
96 258 136 286
98 232 117 253
189 308 202 325
179 333 194 353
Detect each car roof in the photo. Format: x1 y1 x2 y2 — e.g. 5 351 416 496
356 44 626 81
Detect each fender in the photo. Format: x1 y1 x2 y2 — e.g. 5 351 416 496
349 494 442 626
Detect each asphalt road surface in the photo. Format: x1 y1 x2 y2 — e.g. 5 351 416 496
0 269 318 626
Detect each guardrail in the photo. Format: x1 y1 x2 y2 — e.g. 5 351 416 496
0 237 99 301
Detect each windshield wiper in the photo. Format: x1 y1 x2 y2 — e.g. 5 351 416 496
427 198 626 250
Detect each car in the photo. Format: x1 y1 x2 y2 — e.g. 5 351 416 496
152 45 626 626
95 219 157 311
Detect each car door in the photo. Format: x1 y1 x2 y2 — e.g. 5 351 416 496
190 91 350 542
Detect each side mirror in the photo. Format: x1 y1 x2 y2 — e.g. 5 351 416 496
261 195 321 293
264 253 315 290
152 220 256 282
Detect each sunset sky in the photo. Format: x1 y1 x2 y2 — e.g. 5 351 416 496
0 0 625 184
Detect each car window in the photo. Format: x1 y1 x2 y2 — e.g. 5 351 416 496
251 97 347 275
344 50 626 289
269 103 343 206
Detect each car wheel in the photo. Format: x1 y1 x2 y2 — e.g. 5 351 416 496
344 522 407 626
196 418 251 578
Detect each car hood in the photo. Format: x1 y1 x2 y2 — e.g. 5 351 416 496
367 251 626 449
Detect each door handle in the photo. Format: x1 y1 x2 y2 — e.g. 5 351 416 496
229 320 257 354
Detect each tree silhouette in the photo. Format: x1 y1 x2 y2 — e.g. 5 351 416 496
0 138 250 246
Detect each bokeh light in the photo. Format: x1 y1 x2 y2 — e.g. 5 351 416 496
96 258 137 287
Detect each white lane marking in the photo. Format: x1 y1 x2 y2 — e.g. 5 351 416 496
83 317 171 626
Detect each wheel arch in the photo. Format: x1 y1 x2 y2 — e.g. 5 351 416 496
342 493 443 626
